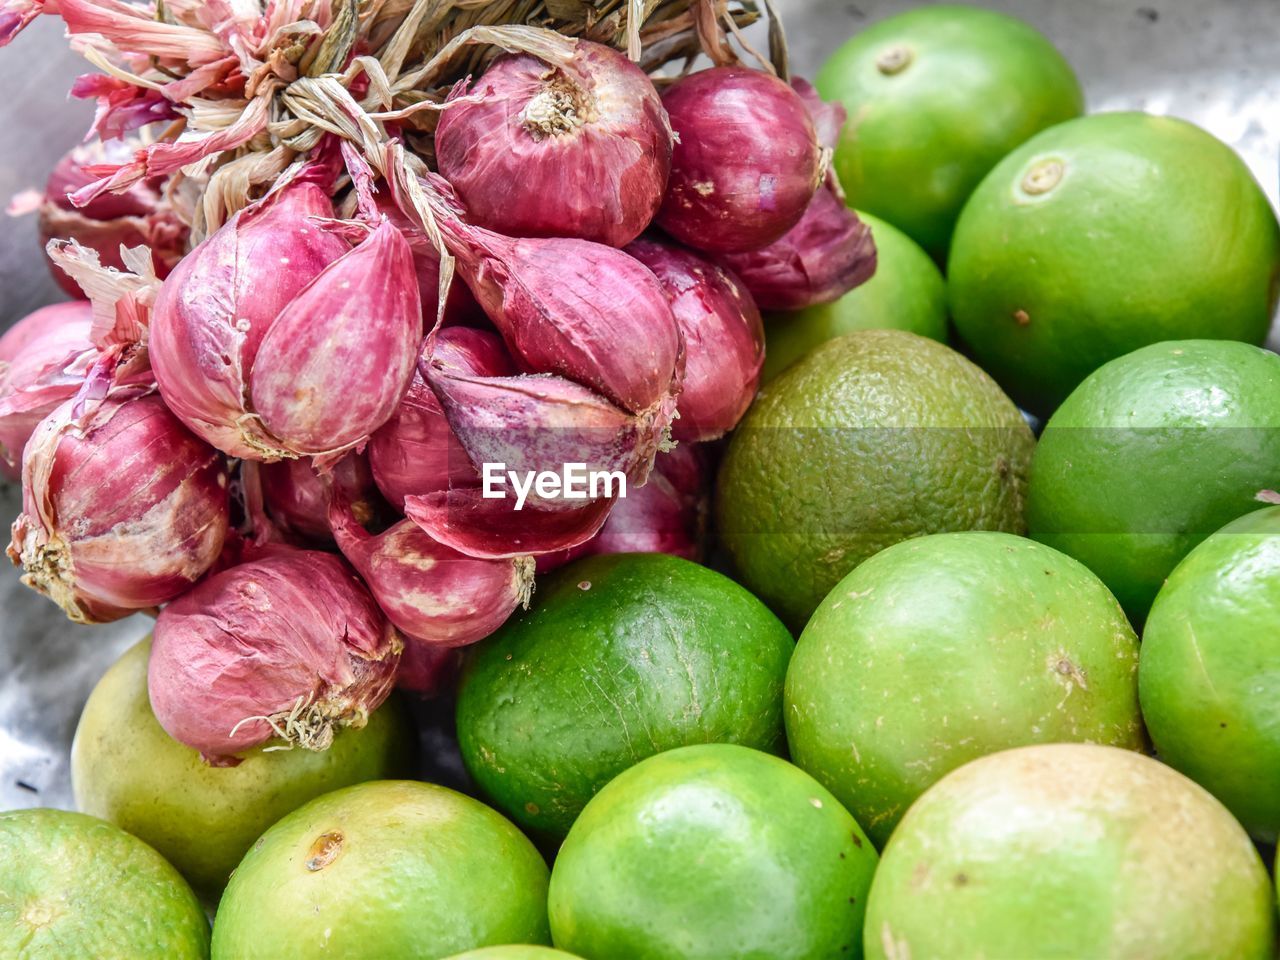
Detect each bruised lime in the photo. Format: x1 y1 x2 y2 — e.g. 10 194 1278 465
787 532 1143 846
72 637 415 898
717 329 1033 629
762 211 947 383
818 5 1083 258
548 744 877 960
0 808 209 959
863 745 1274 959
1140 506 1280 840
211 781 550 959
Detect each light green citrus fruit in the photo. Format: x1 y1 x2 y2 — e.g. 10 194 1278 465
0 808 209 959
950 111 1280 414
548 744 877 960
716 329 1034 630
818 4 1083 258
762 211 947 383
457 553 793 840
71 636 415 898
444 950 580 960
863 744 1274 960
1027 339 1280 622
1140 505 1280 840
211 781 551 959
787 532 1143 845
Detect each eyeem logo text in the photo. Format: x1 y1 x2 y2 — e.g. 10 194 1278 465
482 463 627 511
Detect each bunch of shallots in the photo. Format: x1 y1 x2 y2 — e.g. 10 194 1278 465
0 0 874 762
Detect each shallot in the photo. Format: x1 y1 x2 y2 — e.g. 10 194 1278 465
0 301 95 478
7 390 230 623
260 452 379 543
329 489 534 649
627 237 764 440
657 67 822 253
148 549 401 764
436 35 672 247
32 139 187 298
586 441 709 559
151 182 421 462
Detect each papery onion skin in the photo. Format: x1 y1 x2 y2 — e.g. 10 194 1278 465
626 237 764 441
587 441 709 558
38 139 188 298
0 301 95 479
247 218 421 458
436 39 672 248
397 643 459 696
260 452 379 543
148 549 401 764
329 494 534 650
149 182 350 460
7 392 231 624
656 67 822 254
368 327 513 510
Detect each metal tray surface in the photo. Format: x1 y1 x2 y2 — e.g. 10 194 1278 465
1 0 1278 811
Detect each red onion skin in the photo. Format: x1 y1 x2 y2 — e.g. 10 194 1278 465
260 452 378 543
150 182 350 460
368 327 513 510
657 67 822 254
248 219 421 458
626 238 764 441
374 191 481 328
397 643 459 696
0 302 95 478
791 77 846 155
329 495 534 649
148 549 401 764
433 203 683 416
38 140 188 298
436 40 672 248
7 392 230 623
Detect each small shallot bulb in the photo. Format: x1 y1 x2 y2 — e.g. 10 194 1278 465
397 644 458 696
329 490 534 649
657 67 822 253
260 452 379 543
368 327 514 509
148 549 401 764
436 36 673 247
0 301 95 478
36 139 188 298
586 440 709 559
626 237 764 440
151 184 422 462
7 391 231 624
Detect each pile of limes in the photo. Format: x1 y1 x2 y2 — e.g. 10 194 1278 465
6 5 1280 959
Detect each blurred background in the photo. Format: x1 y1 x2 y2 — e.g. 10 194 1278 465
1 0 1278 810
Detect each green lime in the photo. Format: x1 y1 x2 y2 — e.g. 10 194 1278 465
787 532 1142 846
818 4 1082 258
211 781 550 960
71 637 415 898
1140 506 1280 840
1027 339 1280 622
457 553 793 840
950 112 1280 414
0 808 209 959
864 744 1274 959
548 744 877 960
762 211 947 383
717 329 1034 630
444 950 579 960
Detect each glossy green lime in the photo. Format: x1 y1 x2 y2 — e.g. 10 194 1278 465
717 329 1034 630
787 532 1143 845
457 553 793 839
818 4 1082 258
1140 506 1280 840
211 781 550 960
72 637 415 898
549 744 877 960
864 744 1274 959
1027 339 1280 622
762 211 947 383
0 808 209 959
444 950 579 960
950 112 1280 414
